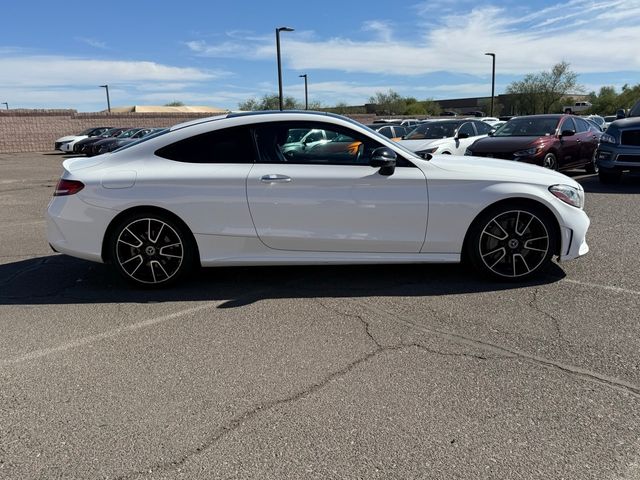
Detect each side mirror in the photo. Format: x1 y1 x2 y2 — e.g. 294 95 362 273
488 129 495 136
560 129 575 137
456 132 470 139
370 147 397 176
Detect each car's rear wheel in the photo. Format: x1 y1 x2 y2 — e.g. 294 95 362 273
108 212 194 287
542 153 558 170
598 167 622 184
466 203 557 280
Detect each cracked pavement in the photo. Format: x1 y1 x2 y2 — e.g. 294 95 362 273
1 153 640 479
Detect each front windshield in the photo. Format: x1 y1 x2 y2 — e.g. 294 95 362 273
494 117 559 137
117 129 141 138
404 122 460 140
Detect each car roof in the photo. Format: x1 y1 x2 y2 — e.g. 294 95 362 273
169 110 350 132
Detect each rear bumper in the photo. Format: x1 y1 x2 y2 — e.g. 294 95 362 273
47 195 116 263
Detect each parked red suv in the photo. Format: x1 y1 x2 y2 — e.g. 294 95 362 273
465 114 600 173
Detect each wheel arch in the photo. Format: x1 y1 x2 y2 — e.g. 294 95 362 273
461 197 562 262
101 205 201 266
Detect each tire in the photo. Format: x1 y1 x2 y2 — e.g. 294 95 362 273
585 152 599 174
108 212 194 287
598 168 622 184
542 153 558 170
466 203 557 281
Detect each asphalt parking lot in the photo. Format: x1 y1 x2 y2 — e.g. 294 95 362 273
1 152 639 479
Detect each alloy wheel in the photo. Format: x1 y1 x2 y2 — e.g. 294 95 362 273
478 210 550 278
115 218 184 284
542 153 557 170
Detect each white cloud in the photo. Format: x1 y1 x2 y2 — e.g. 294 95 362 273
75 37 108 50
0 55 221 87
185 0 640 76
0 54 230 110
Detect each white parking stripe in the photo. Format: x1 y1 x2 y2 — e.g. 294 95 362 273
0 302 217 367
563 279 640 296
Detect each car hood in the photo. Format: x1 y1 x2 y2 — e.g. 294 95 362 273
425 154 580 188
56 135 86 143
398 139 441 151
470 136 544 153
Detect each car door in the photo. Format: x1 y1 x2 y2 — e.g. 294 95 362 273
574 117 599 164
451 122 477 154
246 121 428 253
558 117 580 168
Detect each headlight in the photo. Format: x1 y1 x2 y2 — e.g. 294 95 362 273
549 184 584 209
514 146 541 156
600 133 617 144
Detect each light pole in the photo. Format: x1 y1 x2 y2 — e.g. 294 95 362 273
1 102 8 110
276 26 294 111
299 74 308 110
484 53 495 117
99 84 111 113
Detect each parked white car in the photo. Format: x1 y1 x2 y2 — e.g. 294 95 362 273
398 119 492 156
54 127 111 152
47 111 589 287
480 117 501 125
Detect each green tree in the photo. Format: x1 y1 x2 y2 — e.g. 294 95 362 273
588 86 618 114
164 101 185 106
506 62 581 114
422 99 442 116
404 102 426 115
368 90 407 115
238 94 301 111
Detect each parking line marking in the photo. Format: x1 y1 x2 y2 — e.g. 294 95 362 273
0 302 217 367
563 278 640 296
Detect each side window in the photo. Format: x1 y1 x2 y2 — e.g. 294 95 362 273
561 117 576 133
255 121 392 166
574 118 589 133
473 121 492 135
155 126 256 163
378 126 393 138
303 129 325 143
394 126 407 138
458 122 475 137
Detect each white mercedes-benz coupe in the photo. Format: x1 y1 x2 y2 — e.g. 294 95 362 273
47 111 590 287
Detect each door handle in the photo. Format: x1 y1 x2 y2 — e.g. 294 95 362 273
261 174 292 183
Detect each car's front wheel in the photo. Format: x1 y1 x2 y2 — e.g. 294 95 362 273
108 212 194 287
466 203 557 280
542 153 558 170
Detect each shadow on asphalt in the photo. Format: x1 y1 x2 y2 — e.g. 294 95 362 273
0 255 565 307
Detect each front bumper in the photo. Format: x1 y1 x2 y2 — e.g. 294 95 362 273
558 207 590 261
596 145 640 171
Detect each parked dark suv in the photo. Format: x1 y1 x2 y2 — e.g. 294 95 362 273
465 114 600 173
595 117 640 183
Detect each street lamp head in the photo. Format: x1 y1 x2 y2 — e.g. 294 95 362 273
299 74 307 78
99 85 108 88
484 52 495 57
277 27 295 32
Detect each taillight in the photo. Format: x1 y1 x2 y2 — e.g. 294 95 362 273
54 179 84 196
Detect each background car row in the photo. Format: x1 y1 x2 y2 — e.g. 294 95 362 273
54 127 165 156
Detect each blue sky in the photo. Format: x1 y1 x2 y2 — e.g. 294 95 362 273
2 0 639 111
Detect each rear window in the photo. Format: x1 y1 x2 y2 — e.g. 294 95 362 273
155 126 256 163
